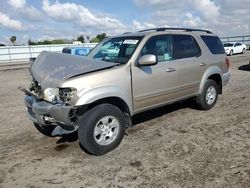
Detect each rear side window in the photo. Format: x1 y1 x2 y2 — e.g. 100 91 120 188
235 43 242 47
201 35 225 54
172 35 201 59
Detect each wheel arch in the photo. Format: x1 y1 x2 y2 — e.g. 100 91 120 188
199 67 223 95
76 96 132 128
207 74 222 94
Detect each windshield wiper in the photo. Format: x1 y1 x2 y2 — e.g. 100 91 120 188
102 58 112 62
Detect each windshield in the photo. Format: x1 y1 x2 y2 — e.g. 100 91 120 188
87 36 143 64
223 43 234 47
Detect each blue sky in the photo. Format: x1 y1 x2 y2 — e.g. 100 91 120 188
0 0 250 45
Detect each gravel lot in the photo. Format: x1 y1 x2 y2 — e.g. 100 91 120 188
0 52 249 188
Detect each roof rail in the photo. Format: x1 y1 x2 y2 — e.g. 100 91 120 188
138 27 213 34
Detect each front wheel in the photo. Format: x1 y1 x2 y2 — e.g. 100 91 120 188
229 50 233 56
196 79 219 110
242 48 246 54
78 104 126 155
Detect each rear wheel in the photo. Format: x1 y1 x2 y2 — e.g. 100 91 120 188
196 79 219 110
78 103 126 155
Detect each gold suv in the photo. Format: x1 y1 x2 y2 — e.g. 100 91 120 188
22 28 231 155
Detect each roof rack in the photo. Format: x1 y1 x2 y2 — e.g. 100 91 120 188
138 27 213 34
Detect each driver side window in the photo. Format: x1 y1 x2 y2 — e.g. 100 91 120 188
141 35 172 62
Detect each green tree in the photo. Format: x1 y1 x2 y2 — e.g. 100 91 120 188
28 39 33 45
43 40 52 45
27 39 67 45
51 39 65 44
86 36 90 42
10 36 16 45
97 33 106 41
90 33 107 43
90 37 100 43
77 35 85 43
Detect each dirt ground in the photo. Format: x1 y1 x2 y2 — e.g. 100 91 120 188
0 52 249 188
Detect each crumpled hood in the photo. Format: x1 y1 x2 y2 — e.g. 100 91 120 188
31 51 117 89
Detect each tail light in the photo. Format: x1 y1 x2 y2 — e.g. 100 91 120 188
225 57 230 68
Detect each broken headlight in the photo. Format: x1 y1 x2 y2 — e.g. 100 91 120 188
44 87 77 104
43 88 60 103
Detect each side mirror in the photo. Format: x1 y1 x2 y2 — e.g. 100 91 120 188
138 54 157 66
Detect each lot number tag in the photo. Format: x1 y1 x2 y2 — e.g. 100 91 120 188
123 40 139 45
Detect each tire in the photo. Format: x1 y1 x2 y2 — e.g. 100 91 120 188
229 50 233 56
78 103 126 155
33 123 56 137
242 48 246 54
196 79 219 110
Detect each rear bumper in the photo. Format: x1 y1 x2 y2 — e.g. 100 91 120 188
222 71 231 86
24 95 76 130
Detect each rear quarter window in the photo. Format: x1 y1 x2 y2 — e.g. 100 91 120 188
201 35 225 54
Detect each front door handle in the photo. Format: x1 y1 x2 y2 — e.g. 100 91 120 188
200 62 207 67
166 68 176 72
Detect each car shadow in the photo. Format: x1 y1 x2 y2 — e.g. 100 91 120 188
132 99 196 126
55 99 197 143
238 63 250 71
56 131 78 144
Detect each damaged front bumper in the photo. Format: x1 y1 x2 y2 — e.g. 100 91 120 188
24 95 77 131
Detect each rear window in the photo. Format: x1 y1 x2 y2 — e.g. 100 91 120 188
201 35 225 54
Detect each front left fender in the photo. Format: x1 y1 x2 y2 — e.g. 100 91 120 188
75 86 133 114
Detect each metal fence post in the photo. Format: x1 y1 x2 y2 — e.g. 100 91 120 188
28 45 31 58
7 46 11 63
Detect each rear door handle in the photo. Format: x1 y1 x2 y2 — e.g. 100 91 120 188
200 62 207 67
166 68 176 72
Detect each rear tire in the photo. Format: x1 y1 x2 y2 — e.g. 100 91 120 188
196 79 219 110
33 123 56 137
78 103 126 155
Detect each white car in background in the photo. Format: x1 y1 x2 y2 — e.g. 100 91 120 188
223 42 247 56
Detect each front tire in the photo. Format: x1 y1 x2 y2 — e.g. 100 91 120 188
242 48 246 54
229 50 233 56
196 79 219 110
78 104 126 155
